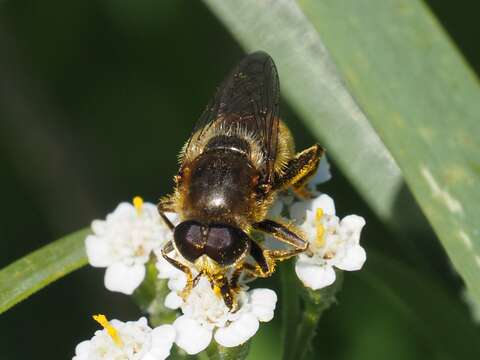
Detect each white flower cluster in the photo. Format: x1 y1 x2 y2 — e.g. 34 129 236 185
73 316 174 360
290 194 366 290
79 157 366 359
85 197 177 295
269 157 366 290
82 196 277 358
156 259 277 355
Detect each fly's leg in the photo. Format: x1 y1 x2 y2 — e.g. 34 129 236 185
249 239 273 276
242 240 276 278
213 240 253 310
273 144 324 198
218 266 245 310
230 267 243 292
242 220 308 279
256 219 308 261
207 273 237 310
242 245 305 280
253 219 307 251
219 280 235 310
161 241 193 299
157 196 176 231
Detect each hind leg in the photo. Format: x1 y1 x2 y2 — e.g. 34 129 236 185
273 144 324 198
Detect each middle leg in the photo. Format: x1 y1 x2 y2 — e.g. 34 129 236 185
247 237 305 277
240 220 308 280
253 219 308 251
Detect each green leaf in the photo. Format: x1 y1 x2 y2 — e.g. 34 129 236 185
202 0 403 222
0 228 89 314
297 0 480 305
202 0 480 306
307 251 480 359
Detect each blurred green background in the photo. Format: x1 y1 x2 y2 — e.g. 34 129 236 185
0 1 478 359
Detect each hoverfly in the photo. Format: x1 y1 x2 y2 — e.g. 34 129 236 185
158 52 323 309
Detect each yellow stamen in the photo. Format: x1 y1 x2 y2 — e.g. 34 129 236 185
213 285 222 298
315 208 325 247
133 196 144 214
93 314 124 347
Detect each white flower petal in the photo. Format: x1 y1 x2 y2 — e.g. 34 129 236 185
340 215 366 242
73 340 91 360
143 325 175 360
336 245 367 271
168 276 187 292
91 220 106 235
155 256 188 291
104 262 145 295
214 313 259 348
85 199 174 294
174 316 212 355
311 155 332 185
295 261 336 290
249 289 277 322
289 194 336 225
151 324 176 345
85 235 113 267
311 194 336 216
165 291 183 310
73 317 155 360
155 256 178 279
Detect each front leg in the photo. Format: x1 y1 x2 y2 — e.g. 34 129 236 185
161 240 193 299
157 196 176 231
273 144 324 198
215 277 236 311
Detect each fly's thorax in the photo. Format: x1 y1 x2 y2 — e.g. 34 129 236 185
180 142 260 226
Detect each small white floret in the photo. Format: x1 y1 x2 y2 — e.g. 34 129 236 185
290 194 366 290
155 254 188 292
73 316 175 360
85 197 176 295
169 277 277 354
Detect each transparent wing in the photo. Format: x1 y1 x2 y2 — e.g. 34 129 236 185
185 51 280 182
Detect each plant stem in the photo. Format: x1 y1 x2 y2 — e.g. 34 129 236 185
295 301 324 360
280 260 301 360
295 272 344 360
132 259 177 326
200 341 251 360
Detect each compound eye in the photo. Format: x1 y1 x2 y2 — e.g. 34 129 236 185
173 220 205 262
206 225 249 266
